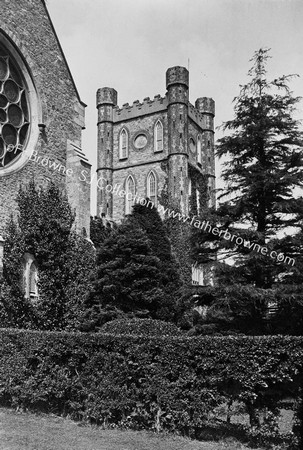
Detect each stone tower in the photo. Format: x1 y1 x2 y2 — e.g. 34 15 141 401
96 65 215 223
96 68 215 285
195 97 216 206
96 87 117 218
166 66 189 214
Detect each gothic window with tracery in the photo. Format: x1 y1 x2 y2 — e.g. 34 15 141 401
119 128 128 159
154 120 163 152
147 171 157 205
126 175 135 214
0 44 30 168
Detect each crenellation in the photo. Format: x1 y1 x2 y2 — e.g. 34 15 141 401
113 95 168 122
97 65 215 226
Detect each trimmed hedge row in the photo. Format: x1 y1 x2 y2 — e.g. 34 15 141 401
101 318 183 336
0 329 302 438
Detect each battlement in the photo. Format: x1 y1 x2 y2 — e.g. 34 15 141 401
188 102 214 130
96 87 118 107
195 97 215 116
166 66 189 89
113 94 168 122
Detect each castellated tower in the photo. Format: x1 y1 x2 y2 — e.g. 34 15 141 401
96 66 216 223
166 67 189 214
96 87 117 217
195 97 216 206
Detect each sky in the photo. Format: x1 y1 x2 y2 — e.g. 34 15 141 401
47 0 303 215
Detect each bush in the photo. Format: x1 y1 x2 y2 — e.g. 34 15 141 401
0 329 302 442
0 182 95 330
101 318 183 336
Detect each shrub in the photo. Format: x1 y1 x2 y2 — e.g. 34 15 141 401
85 221 168 330
0 182 95 330
101 318 183 336
0 329 301 442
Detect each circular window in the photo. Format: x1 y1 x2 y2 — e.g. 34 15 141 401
0 42 32 171
189 138 196 153
134 134 147 149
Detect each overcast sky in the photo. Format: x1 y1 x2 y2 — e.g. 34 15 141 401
47 0 303 215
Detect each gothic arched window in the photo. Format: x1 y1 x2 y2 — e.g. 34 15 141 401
119 128 128 159
197 135 202 164
125 175 135 214
154 120 163 152
23 253 38 302
29 261 38 299
147 171 157 206
0 43 30 168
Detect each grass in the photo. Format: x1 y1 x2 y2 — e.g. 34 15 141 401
0 407 263 450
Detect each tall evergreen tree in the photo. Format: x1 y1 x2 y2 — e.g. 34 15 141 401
130 201 182 287
84 218 167 330
191 49 303 334
216 48 303 288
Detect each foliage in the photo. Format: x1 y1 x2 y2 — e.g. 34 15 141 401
0 181 95 330
191 48 303 335
90 216 114 249
101 318 183 336
192 282 303 335
130 201 183 322
215 48 303 289
84 219 168 330
160 180 193 286
130 202 181 288
63 233 96 330
292 370 303 449
0 328 301 445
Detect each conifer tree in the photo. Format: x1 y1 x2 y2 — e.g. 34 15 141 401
84 218 167 330
192 49 303 334
130 201 182 286
216 48 303 288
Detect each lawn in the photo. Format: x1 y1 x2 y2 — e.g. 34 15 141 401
0 407 262 450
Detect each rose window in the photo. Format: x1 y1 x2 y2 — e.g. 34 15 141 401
0 45 30 168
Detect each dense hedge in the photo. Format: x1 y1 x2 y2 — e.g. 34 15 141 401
101 318 183 336
0 329 302 442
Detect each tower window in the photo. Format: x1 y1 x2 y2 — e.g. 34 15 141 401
119 128 128 159
147 171 157 206
125 175 135 214
188 178 192 196
154 120 163 152
197 136 202 165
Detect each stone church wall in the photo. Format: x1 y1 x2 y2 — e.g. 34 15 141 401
0 0 90 235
